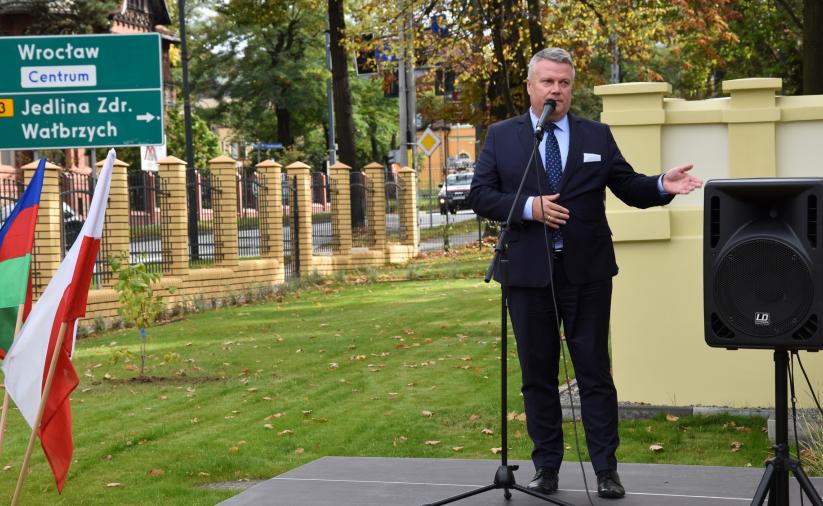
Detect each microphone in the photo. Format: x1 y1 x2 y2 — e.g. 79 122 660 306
533 99 557 140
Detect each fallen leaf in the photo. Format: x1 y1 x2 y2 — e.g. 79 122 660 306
451 447 464 452
421 410 433 417
148 469 165 476
278 429 294 436
228 447 239 453
3 465 11 471
649 443 664 452
481 428 494 435
106 482 123 488
469 414 480 421
491 447 502 454
514 430 522 439
198 472 210 477
295 448 305 455
666 414 679 422
264 424 274 429
424 440 440 446
730 441 743 452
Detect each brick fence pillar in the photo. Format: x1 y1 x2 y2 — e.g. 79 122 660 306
157 156 190 277
255 160 284 267
285 161 313 274
23 159 62 296
363 162 386 250
99 158 130 283
210 155 239 268
397 166 419 250
328 162 352 254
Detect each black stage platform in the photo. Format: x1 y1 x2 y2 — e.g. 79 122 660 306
218 456 823 505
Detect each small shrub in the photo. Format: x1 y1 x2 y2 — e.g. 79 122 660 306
801 414 823 475
406 263 420 281
108 253 174 377
365 267 379 283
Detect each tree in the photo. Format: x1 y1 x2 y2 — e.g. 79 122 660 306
803 0 823 93
165 106 220 171
329 0 358 167
188 0 327 153
21 0 118 35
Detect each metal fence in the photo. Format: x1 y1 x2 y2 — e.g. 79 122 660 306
0 177 23 227
127 171 172 273
385 172 403 243
186 169 223 266
417 198 494 252
351 171 370 248
60 171 112 286
238 170 265 258
312 172 333 255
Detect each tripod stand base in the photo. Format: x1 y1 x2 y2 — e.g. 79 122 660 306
751 455 823 506
422 464 574 506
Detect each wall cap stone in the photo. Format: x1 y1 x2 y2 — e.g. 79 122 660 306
398 166 414 173
209 155 237 164
286 161 311 170
329 161 352 170
96 158 129 168
363 162 384 170
22 160 61 170
256 159 282 169
722 78 782 92
594 82 671 96
158 156 187 165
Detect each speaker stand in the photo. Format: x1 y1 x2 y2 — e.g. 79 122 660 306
751 350 823 506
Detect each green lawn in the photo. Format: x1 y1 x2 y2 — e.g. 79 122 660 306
0 250 776 505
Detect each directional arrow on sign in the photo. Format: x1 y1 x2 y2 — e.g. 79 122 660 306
136 112 156 122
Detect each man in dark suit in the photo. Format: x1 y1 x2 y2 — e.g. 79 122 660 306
470 47 702 499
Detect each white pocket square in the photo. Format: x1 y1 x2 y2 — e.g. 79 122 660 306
583 152 601 163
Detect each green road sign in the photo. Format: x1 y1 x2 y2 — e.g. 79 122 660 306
0 33 163 149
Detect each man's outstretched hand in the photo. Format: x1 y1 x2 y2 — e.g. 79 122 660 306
662 164 703 195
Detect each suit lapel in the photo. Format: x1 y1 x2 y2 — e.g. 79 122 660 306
560 113 583 191
516 112 543 172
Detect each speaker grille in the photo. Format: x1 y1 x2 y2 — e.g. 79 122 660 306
714 238 813 337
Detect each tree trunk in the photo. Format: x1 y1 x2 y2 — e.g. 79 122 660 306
276 108 292 147
804 0 823 94
328 0 357 167
525 0 544 60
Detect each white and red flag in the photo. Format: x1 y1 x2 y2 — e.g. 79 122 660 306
2 149 115 492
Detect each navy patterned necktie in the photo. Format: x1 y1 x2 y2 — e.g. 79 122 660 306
544 123 562 194
544 123 563 248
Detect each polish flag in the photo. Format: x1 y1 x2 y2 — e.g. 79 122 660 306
2 149 115 492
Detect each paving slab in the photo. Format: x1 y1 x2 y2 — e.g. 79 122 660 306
218 456 823 506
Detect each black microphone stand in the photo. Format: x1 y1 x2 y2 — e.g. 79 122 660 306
424 118 571 506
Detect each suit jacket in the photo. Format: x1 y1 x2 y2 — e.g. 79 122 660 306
470 112 674 287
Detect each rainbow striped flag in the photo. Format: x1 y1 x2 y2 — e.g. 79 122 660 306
0 158 45 358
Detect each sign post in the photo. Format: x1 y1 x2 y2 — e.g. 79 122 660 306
0 33 164 150
417 127 441 229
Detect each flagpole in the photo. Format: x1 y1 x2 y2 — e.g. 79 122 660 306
0 304 25 457
11 321 69 506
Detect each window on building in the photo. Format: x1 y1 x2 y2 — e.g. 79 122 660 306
0 151 14 166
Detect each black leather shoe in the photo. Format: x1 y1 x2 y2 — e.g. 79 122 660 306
596 469 625 498
527 467 558 495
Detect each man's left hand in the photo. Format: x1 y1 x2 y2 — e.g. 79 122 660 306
662 164 703 195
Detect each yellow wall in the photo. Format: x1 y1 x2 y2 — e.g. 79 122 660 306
418 124 477 190
595 78 823 408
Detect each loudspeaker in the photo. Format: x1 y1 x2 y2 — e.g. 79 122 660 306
704 178 823 350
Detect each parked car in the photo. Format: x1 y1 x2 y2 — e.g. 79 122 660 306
438 171 474 214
